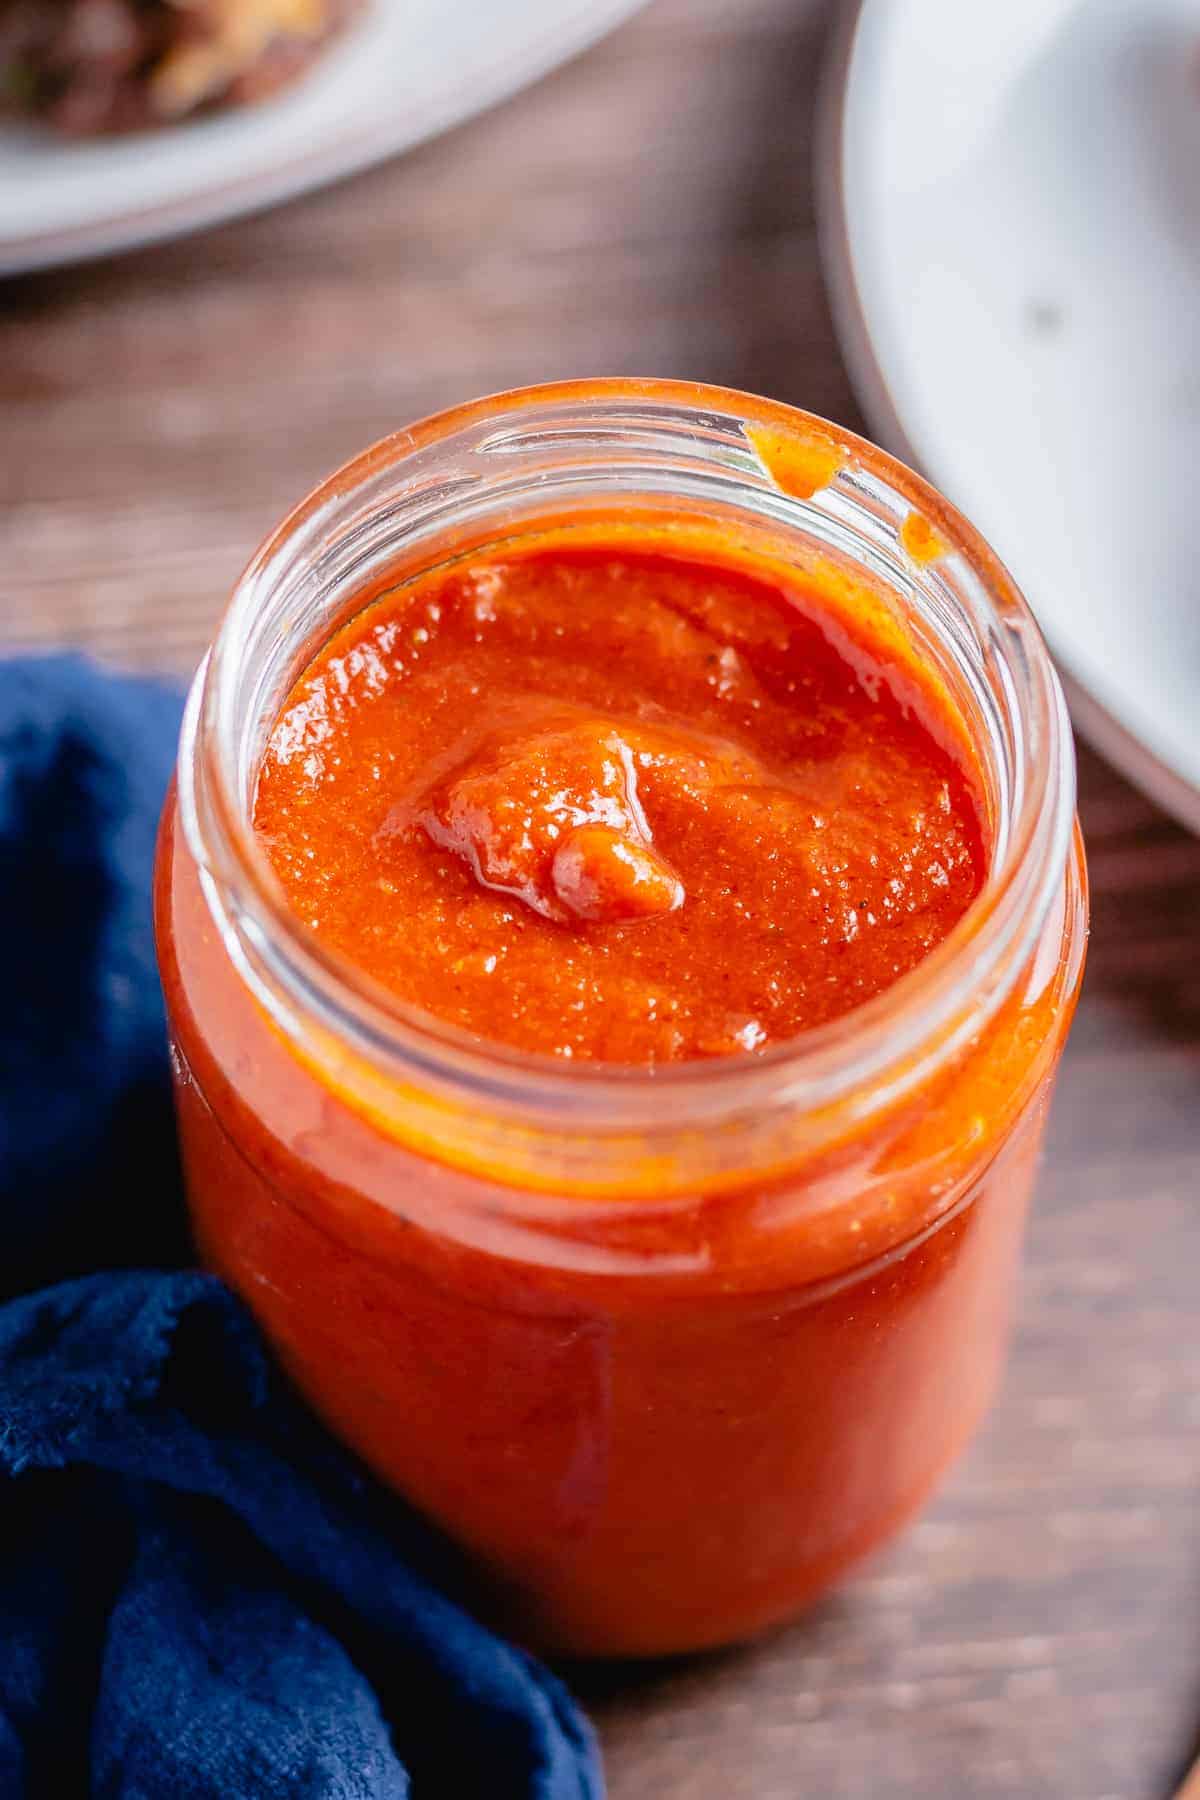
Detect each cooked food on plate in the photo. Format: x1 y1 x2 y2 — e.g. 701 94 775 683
0 0 363 134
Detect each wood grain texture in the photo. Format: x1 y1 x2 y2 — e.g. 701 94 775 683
3 1 1199 1795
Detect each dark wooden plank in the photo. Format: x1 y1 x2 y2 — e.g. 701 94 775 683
3 1 1199 1794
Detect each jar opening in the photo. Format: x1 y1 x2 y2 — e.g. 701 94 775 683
178 380 1076 1187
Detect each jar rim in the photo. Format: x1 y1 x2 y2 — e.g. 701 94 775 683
179 377 1077 1156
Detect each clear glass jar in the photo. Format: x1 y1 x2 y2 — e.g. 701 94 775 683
156 379 1087 1656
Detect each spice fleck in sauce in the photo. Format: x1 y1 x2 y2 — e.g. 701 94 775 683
255 546 985 1061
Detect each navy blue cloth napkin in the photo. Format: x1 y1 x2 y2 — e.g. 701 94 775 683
0 656 603 1800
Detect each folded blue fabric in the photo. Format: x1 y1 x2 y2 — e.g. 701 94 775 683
0 656 603 1800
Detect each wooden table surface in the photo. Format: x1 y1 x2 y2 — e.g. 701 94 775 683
4 1 1200 1795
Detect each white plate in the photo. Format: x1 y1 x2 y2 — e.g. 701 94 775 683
821 0 1200 831
0 0 644 276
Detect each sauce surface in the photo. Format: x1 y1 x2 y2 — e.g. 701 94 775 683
254 545 985 1062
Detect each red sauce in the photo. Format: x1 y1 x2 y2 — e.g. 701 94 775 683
158 468 1084 1658
254 548 984 1061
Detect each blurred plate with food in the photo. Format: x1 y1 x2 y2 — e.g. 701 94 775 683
0 0 645 274
821 0 1200 832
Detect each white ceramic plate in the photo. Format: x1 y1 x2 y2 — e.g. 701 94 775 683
821 0 1200 831
0 0 644 276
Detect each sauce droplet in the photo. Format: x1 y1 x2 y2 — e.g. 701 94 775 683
748 425 841 501
900 509 947 565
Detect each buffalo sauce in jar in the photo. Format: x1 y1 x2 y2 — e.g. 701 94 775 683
157 382 1085 1656
253 545 986 1062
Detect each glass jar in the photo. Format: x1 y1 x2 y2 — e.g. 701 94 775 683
156 379 1087 1657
